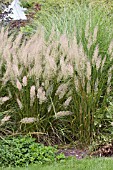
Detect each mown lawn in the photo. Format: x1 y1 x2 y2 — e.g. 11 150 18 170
1 158 113 170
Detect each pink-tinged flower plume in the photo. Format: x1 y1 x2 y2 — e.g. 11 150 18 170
0 96 10 104
63 97 72 107
30 85 36 106
55 111 73 118
1 115 11 125
22 76 27 86
20 117 38 124
16 98 23 109
37 87 47 104
16 79 22 91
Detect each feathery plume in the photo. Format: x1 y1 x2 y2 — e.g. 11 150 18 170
1 115 11 125
0 97 10 105
55 111 73 118
55 83 68 99
86 61 91 80
20 117 38 124
16 98 23 109
22 76 27 86
37 87 47 104
16 79 22 91
12 64 20 77
63 97 72 107
30 85 36 106
60 34 68 51
93 26 98 42
92 45 99 64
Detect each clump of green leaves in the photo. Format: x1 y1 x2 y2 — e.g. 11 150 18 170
0 136 65 167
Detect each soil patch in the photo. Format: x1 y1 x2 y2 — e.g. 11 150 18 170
58 147 89 159
58 143 113 159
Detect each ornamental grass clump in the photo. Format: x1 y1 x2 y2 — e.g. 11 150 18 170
0 24 113 144
0 28 73 143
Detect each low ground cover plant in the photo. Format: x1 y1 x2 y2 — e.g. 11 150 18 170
0 135 65 167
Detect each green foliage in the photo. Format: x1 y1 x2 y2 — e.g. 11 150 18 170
0 136 65 167
21 2 113 53
89 98 113 146
2 157 113 170
1 23 113 145
1 0 113 146
0 29 73 144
